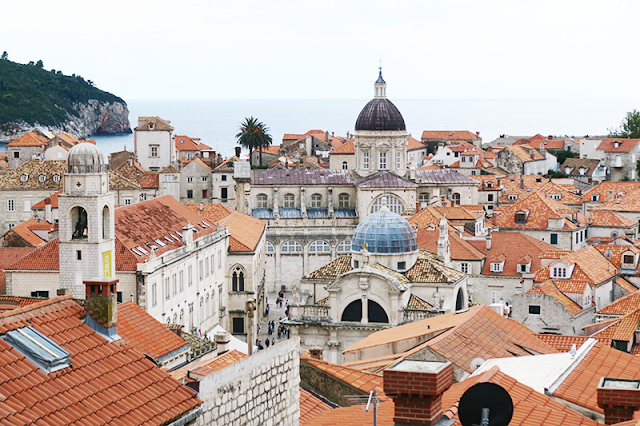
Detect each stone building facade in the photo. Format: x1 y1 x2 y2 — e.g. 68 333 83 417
134 116 176 171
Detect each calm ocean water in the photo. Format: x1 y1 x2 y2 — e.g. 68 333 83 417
18 99 640 158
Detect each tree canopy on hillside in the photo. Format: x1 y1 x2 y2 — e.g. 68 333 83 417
0 57 125 130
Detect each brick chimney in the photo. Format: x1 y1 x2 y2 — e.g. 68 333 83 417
84 278 119 339
215 331 231 354
597 377 640 424
309 345 324 360
384 360 453 425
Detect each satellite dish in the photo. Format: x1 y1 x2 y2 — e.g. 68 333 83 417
470 358 486 371
459 383 514 426
611 230 620 239
604 249 614 260
593 238 601 244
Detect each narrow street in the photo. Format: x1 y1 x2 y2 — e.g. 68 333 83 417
256 291 290 350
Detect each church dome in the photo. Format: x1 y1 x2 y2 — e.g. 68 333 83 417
355 98 406 132
351 208 417 254
67 142 106 174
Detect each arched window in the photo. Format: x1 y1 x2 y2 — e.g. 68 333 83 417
166 317 171 325
211 290 216 317
341 300 388 323
339 193 350 209
283 194 295 208
257 194 268 209
173 313 177 323
266 241 275 254
232 266 245 292
199 297 204 325
206 294 210 318
180 309 184 327
311 194 322 208
38 175 46 183
342 161 348 170
71 206 88 240
371 195 404 214
102 205 110 239
309 240 331 253
515 210 528 223
281 240 303 254
337 240 351 254
452 193 461 205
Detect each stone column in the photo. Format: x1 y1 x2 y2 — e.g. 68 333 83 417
329 290 339 322
300 186 307 219
303 240 310 276
273 187 280 222
275 240 282 288
245 298 256 355
361 294 369 324
327 187 334 218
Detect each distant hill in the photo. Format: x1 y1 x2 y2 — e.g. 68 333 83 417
0 57 131 138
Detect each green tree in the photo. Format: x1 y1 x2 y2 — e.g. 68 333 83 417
1 51 7 60
610 109 640 139
236 116 273 166
35 60 43 68
555 150 578 165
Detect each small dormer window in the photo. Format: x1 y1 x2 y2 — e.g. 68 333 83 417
614 142 620 148
38 174 46 183
565 167 571 175
623 254 635 265
515 210 528 223
486 181 493 188
508 194 517 201
53 174 61 183
552 267 567 278
20 174 29 183
536 178 542 183
592 194 599 201
148 122 155 130
491 262 504 273
579 167 585 175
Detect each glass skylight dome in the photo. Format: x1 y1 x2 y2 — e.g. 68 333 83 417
351 206 417 254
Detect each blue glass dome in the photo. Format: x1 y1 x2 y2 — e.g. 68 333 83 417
352 209 417 254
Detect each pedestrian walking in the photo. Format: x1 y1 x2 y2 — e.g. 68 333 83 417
265 339 270 348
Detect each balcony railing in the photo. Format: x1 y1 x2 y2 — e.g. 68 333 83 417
290 304 330 322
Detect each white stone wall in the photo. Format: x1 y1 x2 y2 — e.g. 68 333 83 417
511 292 595 335
196 337 301 426
135 130 174 171
468 275 523 307
329 153 356 171
181 161 213 204
0 188 60 232
5 271 60 297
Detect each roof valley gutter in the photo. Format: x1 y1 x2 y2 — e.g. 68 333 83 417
164 407 202 426
544 338 597 396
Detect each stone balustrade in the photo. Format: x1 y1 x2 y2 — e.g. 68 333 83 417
290 304 330 322
402 309 442 323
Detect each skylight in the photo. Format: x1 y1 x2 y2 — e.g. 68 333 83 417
165 236 174 244
3 326 70 373
202 220 211 228
145 243 159 250
131 248 143 256
136 246 149 255
154 239 167 247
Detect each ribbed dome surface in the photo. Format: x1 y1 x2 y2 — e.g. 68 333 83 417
67 142 106 174
352 210 417 254
355 98 406 131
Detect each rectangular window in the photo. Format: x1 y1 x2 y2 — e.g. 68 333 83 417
205 258 209 277
30 291 49 298
552 267 567 278
165 175 176 182
624 255 635 264
201 176 208 182
23 200 30 211
454 152 459 157
117 292 123 303
165 277 170 299
124 198 132 205
179 271 184 292
232 317 244 334
222 175 227 181
187 190 193 199
461 156 466 163
150 145 159 157
187 176 193 183
210 255 214 274
172 274 177 294
363 151 369 169
7 200 14 211
396 152 401 169
487 194 494 202
188 265 193 286
397 261 406 270
202 189 208 198
379 152 387 169
199 260 203 281
458 263 469 274
218 251 221 268
529 305 541 315
13 151 19 159
76 250 82 260
152 283 157 306
550 233 558 245
491 289 501 304
221 188 228 200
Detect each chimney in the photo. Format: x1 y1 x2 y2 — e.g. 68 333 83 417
597 378 640 425
44 197 52 223
522 273 535 293
182 222 194 250
235 146 241 158
309 345 324 360
215 331 231 354
84 279 119 339
609 190 614 201
520 175 524 190
384 360 453 425
485 230 492 251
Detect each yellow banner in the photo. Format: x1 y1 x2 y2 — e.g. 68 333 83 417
103 250 112 278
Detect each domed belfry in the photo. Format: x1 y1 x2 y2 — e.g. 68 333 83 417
58 143 116 298
354 67 408 177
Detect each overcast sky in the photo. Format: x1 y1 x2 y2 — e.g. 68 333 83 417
3 1 640 100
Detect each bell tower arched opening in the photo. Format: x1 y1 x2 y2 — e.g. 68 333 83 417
71 206 88 240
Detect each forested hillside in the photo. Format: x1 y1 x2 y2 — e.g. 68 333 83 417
0 55 126 131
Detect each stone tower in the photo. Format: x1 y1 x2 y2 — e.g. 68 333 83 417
58 143 116 299
353 67 409 177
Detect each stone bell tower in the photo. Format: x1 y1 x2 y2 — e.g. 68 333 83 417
58 143 116 299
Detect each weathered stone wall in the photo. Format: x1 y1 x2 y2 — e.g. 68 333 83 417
511 292 595 335
196 337 301 426
300 358 367 406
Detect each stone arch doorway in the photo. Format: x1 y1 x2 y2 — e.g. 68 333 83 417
455 287 464 311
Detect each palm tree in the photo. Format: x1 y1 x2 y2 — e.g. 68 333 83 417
236 117 273 166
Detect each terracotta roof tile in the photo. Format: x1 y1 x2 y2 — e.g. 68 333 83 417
406 294 433 310
304 256 352 280
303 356 389 400
497 192 587 230
589 210 637 227
170 350 247 381
0 160 65 189
0 218 49 248
598 290 640 316
134 116 174 131
7 132 47 147
590 190 640 213
175 135 211 152
117 302 188 361
330 139 355 154
403 256 465 284
0 295 201 424
421 130 480 141
535 334 612 352
553 343 640 414
184 203 266 252
406 136 424 151
526 281 584 315
32 190 63 209
299 387 334 424
596 138 640 152
582 181 640 202
560 158 601 176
